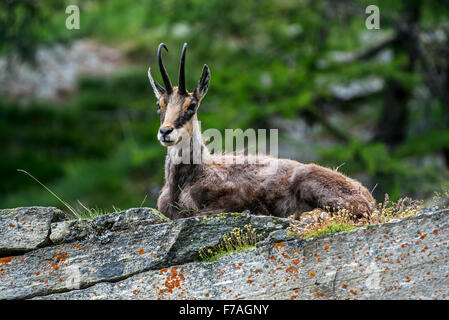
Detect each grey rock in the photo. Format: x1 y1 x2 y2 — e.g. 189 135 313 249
91 207 169 231
0 207 64 255
49 219 93 245
0 209 288 300
37 209 449 300
49 207 169 245
2 206 448 300
257 229 294 248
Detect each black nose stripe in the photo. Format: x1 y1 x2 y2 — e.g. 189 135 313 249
174 110 195 129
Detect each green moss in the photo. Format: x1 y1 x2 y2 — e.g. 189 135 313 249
200 245 255 263
303 223 356 239
285 229 297 239
200 212 245 224
198 225 262 263
150 209 170 222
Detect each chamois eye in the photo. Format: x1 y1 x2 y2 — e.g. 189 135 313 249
156 103 161 114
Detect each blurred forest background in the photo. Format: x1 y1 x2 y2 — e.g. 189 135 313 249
1 0 449 213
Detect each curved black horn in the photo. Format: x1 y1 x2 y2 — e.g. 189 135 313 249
178 43 188 95
158 43 173 94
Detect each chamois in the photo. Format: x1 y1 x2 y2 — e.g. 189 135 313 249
148 43 375 220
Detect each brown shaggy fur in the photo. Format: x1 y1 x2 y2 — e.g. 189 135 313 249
157 141 375 220
148 54 375 220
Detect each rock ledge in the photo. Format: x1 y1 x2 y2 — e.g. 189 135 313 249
0 207 448 300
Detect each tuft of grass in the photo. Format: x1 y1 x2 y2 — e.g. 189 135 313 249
17 169 79 218
172 202 198 216
198 224 263 263
76 200 121 220
431 188 449 210
290 194 426 239
17 169 121 220
200 245 255 263
302 223 356 239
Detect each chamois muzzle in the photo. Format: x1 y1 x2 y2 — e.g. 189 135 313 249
160 127 174 136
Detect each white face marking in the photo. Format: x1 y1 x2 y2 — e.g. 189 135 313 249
157 93 195 148
158 128 182 147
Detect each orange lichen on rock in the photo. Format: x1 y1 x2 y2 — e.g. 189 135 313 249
159 266 185 295
53 250 68 264
0 257 13 264
44 250 69 276
139 249 145 255
281 252 291 259
285 266 298 274
274 242 285 251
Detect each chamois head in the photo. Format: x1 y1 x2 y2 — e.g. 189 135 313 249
148 43 210 147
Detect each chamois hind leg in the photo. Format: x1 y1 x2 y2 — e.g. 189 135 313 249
293 163 375 218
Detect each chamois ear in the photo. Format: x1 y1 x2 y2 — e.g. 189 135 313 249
194 64 210 100
148 67 166 99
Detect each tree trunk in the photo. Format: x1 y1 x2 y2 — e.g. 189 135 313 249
373 0 422 147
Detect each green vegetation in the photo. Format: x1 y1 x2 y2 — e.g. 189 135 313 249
302 223 356 239
198 225 263 262
291 195 427 239
15 169 123 220
199 245 255 263
1 0 449 213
